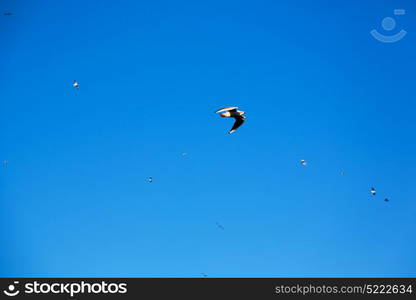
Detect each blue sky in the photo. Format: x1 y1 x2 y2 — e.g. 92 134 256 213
1 0 415 277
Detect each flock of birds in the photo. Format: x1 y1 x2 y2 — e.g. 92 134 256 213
3 79 392 204
66 80 392 228
2 11 393 278
1 14 388 204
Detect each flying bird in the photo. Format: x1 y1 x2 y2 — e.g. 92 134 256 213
370 187 376 196
3 12 13 16
300 159 307 166
73 80 79 89
215 222 225 230
384 198 389 202
147 177 153 183
215 106 246 134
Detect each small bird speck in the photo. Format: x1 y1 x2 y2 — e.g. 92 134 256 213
215 222 225 230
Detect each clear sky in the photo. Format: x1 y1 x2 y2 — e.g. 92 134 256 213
1 0 415 277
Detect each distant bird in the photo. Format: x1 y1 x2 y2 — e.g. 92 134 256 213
215 222 225 230
300 159 307 166
3 12 13 16
384 198 389 202
201 273 208 277
370 187 376 196
147 177 153 183
72 80 79 90
215 106 246 134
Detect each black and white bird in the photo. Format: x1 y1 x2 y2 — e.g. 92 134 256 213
73 80 79 90
215 106 246 134
300 159 307 166
147 177 153 183
370 187 376 196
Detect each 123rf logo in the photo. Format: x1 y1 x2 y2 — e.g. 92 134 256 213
3 281 127 297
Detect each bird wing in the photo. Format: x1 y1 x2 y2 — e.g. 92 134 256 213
229 115 245 133
216 106 238 113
